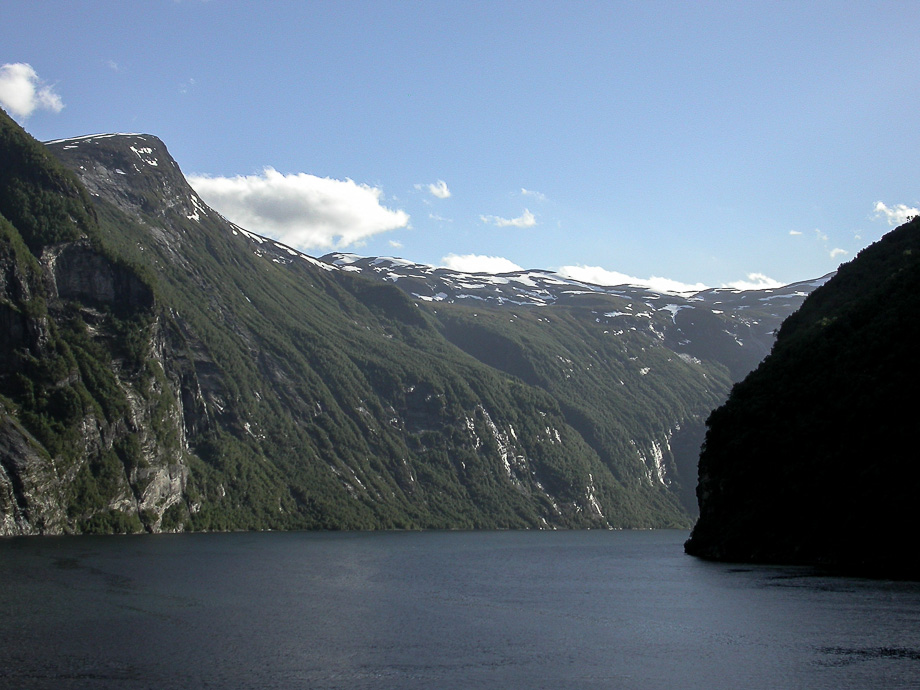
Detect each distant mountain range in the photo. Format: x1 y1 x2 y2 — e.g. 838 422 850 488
0 108 824 534
317 252 830 382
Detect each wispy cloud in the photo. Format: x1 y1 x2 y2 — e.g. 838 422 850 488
789 230 802 236
179 77 197 94
428 180 450 199
188 167 409 251
723 273 784 290
521 188 547 201
557 265 708 295
813 227 850 261
429 213 452 223
480 209 536 228
0 63 63 119
415 180 451 199
441 253 523 274
389 239 403 249
874 201 918 226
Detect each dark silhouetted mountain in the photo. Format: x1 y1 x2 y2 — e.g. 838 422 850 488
685 216 920 577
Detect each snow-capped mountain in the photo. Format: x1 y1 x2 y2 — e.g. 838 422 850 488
44 130 824 384
316 252 831 381
321 252 825 310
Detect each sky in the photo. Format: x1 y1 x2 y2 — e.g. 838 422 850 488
2 1 919 292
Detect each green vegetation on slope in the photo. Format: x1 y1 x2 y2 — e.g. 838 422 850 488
0 107 750 534
0 119 714 532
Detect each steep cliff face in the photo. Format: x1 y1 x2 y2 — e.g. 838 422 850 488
0 112 192 534
685 217 920 576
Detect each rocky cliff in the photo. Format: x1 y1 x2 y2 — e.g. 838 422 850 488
0 114 189 534
685 216 920 577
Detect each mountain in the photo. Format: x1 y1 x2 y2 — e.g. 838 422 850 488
0 108 820 534
310 256 828 514
685 216 920 577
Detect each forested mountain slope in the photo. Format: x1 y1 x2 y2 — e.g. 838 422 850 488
685 216 920 576
315 256 826 513
0 107 817 533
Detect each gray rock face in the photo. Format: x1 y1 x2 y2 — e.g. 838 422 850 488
44 240 154 312
0 405 67 535
0 238 192 534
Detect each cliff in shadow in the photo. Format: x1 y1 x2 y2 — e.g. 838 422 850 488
685 216 920 577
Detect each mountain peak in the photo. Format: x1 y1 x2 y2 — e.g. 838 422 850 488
45 132 206 224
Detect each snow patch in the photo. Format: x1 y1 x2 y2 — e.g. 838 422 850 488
658 304 692 322
129 145 158 166
300 254 336 271
45 132 143 145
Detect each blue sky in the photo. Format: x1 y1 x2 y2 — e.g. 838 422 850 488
2 1 919 291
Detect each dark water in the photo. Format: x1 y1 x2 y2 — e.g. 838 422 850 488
1 530 919 689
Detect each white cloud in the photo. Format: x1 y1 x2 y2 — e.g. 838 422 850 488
388 240 403 248
521 188 547 201
480 209 537 228
0 63 64 119
441 253 523 273
874 201 918 226
415 180 451 199
789 230 802 236
188 167 409 251
429 213 452 223
557 265 708 295
428 180 451 199
812 226 850 260
723 273 784 290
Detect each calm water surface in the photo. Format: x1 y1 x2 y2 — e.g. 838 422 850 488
1 529 919 689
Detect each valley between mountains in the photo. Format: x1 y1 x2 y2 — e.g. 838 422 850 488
0 110 824 534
